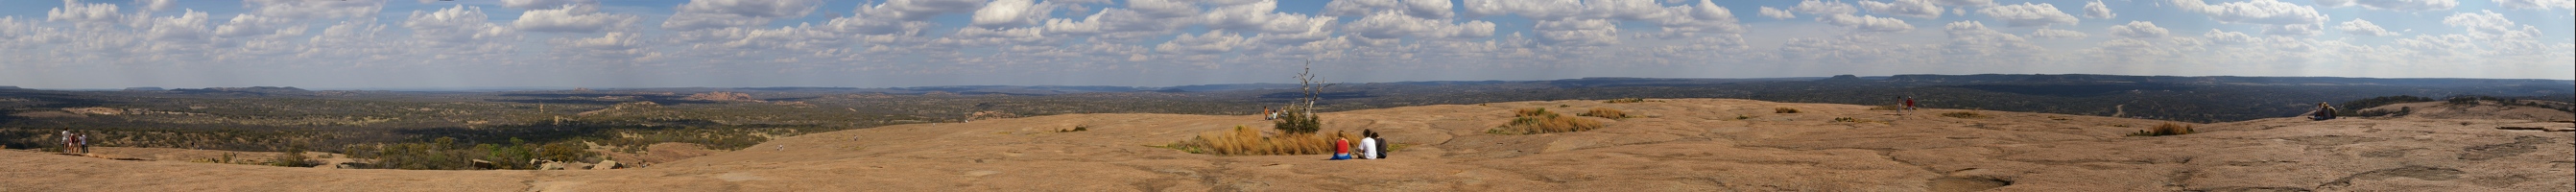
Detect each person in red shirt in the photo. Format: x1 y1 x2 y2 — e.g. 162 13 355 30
1330 136 1352 160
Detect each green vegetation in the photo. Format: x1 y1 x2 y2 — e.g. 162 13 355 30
1578 108 1632 119
2127 123 2194 136
1941 111 1989 118
1491 108 1605 134
1774 108 1801 113
268 148 314 167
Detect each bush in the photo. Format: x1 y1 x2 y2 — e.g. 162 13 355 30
1774 108 1801 113
1604 98 1647 104
268 148 315 167
1491 108 1605 134
1272 107 1322 134
1940 111 1988 118
2127 123 2194 136
1163 126 1346 156
1578 108 1631 119
1058 125 1089 132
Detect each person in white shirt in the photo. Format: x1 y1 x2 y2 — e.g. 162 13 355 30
1357 130 1378 159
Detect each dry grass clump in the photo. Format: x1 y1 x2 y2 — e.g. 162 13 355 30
1161 126 1349 156
1604 98 1648 104
1868 106 1902 110
1491 108 1605 134
1056 125 1089 132
2127 123 2194 136
1940 111 1988 118
1774 108 1801 113
1578 108 1632 119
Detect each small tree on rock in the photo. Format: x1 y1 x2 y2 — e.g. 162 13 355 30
1275 60 1336 134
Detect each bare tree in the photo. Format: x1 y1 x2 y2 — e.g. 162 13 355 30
1276 60 1337 133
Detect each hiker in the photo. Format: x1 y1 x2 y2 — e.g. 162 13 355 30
60 129 75 153
1329 134 1352 160
1903 97 1918 112
2306 102 2337 121
77 132 89 154
1357 130 1378 159
1263 107 1276 120
1371 132 1388 159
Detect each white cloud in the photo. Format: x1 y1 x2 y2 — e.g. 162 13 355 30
1941 20 2042 58
136 0 175 12
1860 0 1944 18
513 5 639 34
405 5 513 43
1819 13 1913 33
46 1 122 28
971 0 1054 28
660 0 824 31
1793 0 1859 15
1463 0 1584 19
2443 11 2543 39
2108 21 2168 38
1344 11 1495 39
2083 0 2115 19
1647 0 1747 37
1932 0 1999 7
2262 23 2321 36
1129 0 1202 18
548 32 659 62
139 10 210 42
246 0 383 19
1758 7 1796 19
1322 0 1452 19
1977 3 2078 27
2028 27 2087 38
1155 30 1245 54
1534 18 1619 46
2171 0 2328 25
213 13 292 37
2335 18 2398 36
500 0 598 10
2204 29 2255 44
1202 0 1338 35
2492 0 2575 11
2314 0 2457 12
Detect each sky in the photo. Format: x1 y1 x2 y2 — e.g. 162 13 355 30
0 0 2569 89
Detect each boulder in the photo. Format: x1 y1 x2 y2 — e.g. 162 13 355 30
591 160 621 170
539 162 567 170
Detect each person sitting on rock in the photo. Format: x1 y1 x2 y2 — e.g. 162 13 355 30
1329 135 1352 160
1357 130 1378 159
2305 102 2338 121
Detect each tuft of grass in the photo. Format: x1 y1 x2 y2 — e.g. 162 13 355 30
270 149 314 167
1578 108 1632 119
1604 98 1647 104
1161 126 1348 156
1774 108 1801 113
2127 123 2194 136
1491 108 1606 134
1940 111 1988 118
1736 115 1753 120
1057 125 1090 132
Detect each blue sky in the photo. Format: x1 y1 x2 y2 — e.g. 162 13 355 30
0 0 2568 89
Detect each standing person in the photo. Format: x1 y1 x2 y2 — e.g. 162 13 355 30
1357 130 1378 159
60 129 74 153
77 132 89 154
1903 97 1917 111
1263 107 1276 120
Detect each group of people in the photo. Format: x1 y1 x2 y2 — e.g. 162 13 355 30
60 129 90 154
2305 102 2338 121
1329 130 1389 160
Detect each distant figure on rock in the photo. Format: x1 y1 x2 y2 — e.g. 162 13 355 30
1263 107 1276 120
2305 102 2338 121
77 132 89 154
1357 130 1378 159
60 129 76 154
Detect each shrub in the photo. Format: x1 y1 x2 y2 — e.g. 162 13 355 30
1491 108 1605 134
1058 125 1089 132
1578 108 1631 119
2127 123 2194 136
1940 111 1988 118
1164 126 1342 156
268 148 314 167
1272 107 1322 134
1604 98 1647 104
1774 108 1801 113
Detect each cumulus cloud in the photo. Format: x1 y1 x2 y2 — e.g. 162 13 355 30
2203 29 2255 44
1941 20 2041 57
1534 19 1619 46
1463 0 1584 19
501 0 598 10
1860 0 1944 18
2171 0 2328 25
1322 0 1452 19
2314 0 2457 12
1793 0 1859 14
660 0 823 31
2492 0 2575 11
46 1 122 28
2335 18 2398 36
2107 21 2169 38
2028 27 2087 38
139 10 211 42
246 0 384 19
1646 0 1748 37
136 0 175 12
2083 0 2114 19
1977 3 2078 27
513 5 639 34
971 0 1055 28
1819 13 1913 33
1933 0 1999 7
1758 7 1796 19
1128 0 1201 18
213 13 295 37
2442 11 2542 39
2263 23 2321 36
1202 0 1337 35
1344 11 1495 39
405 5 513 43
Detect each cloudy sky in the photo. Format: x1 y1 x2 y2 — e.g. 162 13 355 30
0 0 2568 89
